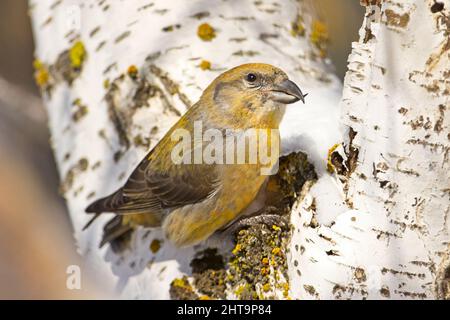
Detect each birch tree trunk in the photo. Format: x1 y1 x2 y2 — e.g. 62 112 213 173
29 0 448 299
289 0 450 299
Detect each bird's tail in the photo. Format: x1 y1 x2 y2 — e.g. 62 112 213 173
100 215 133 251
82 212 101 231
84 188 164 251
82 213 133 251
83 189 133 251
85 189 124 214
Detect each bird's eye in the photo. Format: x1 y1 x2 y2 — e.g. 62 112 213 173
246 73 257 82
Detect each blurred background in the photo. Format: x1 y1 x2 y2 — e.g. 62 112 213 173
0 0 363 299
0 0 98 299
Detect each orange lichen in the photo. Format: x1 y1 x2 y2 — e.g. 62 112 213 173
282 283 290 297
197 23 216 41
199 59 211 70
33 59 49 87
310 20 328 57
127 65 138 79
271 247 281 255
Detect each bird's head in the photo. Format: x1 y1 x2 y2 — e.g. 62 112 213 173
201 63 306 128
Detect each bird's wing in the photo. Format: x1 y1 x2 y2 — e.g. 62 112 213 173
121 156 221 211
86 154 221 214
86 103 221 214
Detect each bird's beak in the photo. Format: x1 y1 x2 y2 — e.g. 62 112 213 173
269 79 307 104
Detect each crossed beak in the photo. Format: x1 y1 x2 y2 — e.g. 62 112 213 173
270 79 307 104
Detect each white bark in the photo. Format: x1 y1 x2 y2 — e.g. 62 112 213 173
289 0 449 299
29 0 449 299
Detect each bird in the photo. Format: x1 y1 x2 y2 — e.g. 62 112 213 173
85 63 306 248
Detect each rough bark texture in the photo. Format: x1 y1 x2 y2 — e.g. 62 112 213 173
289 0 449 299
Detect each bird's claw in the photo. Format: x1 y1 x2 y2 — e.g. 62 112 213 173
220 211 288 237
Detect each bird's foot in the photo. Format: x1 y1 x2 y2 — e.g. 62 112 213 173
221 208 288 237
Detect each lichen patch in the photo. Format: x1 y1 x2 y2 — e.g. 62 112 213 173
169 152 317 300
197 23 216 41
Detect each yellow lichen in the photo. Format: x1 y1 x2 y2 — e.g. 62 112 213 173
272 225 281 231
310 20 328 57
261 257 269 265
103 79 110 89
271 247 281 255
69 41 86 69
234 284 245 297
172 278 189 288
327 143 341 173
150 239 162 253
33 59 49 87
199 295 212 300
270 257 277 267
71 98 88 122
232 243 242 255
199 59 211 70
127 65 138 79
170 276 198 299
197 23 216 41
33 59 43 70
262 283 271 292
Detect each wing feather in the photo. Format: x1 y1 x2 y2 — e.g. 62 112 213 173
86 104 221 215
